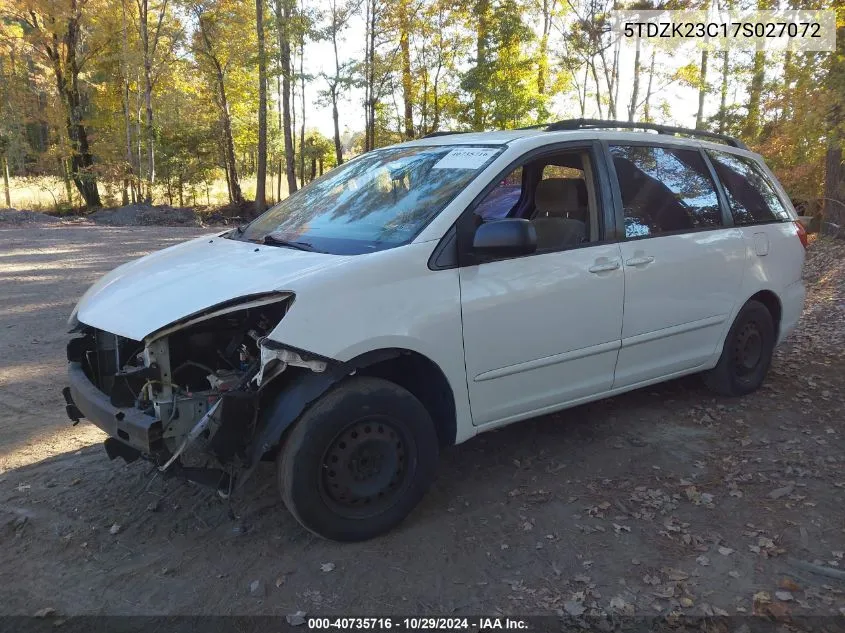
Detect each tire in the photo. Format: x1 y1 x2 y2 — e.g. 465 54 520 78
703 299 776 397
278 375 439 542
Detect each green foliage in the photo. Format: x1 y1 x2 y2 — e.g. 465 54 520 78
460 0 542 129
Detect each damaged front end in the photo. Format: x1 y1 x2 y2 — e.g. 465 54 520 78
64 292 329 491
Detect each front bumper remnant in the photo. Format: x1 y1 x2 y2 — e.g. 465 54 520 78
65 361 162 454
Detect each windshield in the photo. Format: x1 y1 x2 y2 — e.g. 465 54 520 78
235 145 503 255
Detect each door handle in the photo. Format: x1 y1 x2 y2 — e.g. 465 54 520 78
588 259 621 273
625 255 655 267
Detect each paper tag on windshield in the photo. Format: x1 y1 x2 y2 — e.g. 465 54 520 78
432 148 498 170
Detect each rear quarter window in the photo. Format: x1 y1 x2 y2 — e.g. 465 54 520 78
707 150 790 225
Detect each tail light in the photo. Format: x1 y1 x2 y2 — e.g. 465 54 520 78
793 220 808 249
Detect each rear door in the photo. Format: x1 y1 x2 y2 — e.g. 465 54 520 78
607 143 747 388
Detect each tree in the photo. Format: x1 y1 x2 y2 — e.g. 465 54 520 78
319 0 360 164
135 0 171 200
255 0 267 211
822 24 844 228
14 0 102 207
273 0 297 194
191 0 249 204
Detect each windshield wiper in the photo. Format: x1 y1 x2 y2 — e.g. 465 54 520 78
263 234 319 252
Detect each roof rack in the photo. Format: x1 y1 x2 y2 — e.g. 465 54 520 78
421 130 466 138
543 118 748 150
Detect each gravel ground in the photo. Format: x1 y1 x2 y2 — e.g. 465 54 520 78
0 225 844 620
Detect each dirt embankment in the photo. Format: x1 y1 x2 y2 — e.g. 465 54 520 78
0 201 255 228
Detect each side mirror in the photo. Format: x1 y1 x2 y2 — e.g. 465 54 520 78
472 218 537 259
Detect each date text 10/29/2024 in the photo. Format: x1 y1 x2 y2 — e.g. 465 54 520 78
307 617 530 630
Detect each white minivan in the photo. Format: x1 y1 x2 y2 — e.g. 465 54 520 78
64 120 807 541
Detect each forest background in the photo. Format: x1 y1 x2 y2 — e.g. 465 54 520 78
0 0 842 221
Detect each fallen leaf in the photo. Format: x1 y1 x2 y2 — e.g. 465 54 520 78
664 568 689 581
768 484 794 500
109 523 121 535
320 563 335 572
33 608 56 618
563 601 586 617
718 546 734 556
249 580 264 596
753 591 772 605
778 578 800 592
696 555 710 567
286 611 307 626
775 591 794 602
609 596 634 616
679 597 694 608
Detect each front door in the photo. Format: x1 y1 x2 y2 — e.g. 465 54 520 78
458 147 625 426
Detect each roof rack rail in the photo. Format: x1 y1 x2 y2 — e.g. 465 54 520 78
544 118 748 150
422 130 466 138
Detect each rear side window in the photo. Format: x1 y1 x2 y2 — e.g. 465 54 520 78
610 145 722 239
707 150 790 225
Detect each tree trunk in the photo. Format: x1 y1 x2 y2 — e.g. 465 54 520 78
138 0 164 202
274 0 297 194
120 0 136 205
332 92 342 165
590 60 603 118
472 0 490 130
823 145 843 235
330 13 344 164
276 69 283 199
695 49 708 130
643 51 655 122
743 48 765 140
364 0 377 150
255 0 268 212
399 2 413 139
2 155 10 208
718 50 728 134
822 24 845 233
628 36 641 122
198 16 242 203
46 8 101 208
537 0 552 96
299 37 305 188
63 158 74 206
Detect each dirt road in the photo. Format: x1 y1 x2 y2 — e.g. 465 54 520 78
1 225 844 619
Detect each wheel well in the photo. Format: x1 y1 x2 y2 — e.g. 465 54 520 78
748 290 782 335
353 349 457 448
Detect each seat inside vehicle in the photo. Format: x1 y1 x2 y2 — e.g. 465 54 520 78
531 177 588 250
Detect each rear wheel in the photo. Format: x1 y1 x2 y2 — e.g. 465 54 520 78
278 376 439 541
703 299 776 397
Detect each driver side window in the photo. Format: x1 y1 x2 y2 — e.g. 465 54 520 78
472 150 598 253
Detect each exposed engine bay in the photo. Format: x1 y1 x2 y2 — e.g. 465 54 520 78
65 294 329 489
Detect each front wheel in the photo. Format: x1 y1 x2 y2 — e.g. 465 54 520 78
278 376 439 541
703 299 776 397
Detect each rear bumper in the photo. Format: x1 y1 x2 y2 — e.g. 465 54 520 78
778 279 806 345
65 362 162 453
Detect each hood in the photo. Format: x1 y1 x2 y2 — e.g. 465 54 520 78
73 233 352 340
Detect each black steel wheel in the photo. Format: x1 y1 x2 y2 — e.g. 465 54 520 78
320 417 414 518
278 376 439 541
703 299 775 397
